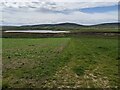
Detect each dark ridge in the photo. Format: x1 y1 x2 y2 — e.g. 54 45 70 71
1 22 119 31
1 22 119 27
21 22 84 27
91 22 119 27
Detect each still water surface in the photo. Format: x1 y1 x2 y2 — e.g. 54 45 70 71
4 30 70 33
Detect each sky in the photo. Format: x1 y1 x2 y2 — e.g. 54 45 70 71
0 0 119 26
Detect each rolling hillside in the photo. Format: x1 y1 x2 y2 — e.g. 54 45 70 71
1 22 119 32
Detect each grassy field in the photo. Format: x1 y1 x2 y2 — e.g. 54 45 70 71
2 36 119 88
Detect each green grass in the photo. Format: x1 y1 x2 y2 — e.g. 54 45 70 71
0 38 2 88
67 37 118 87
73 66 85 76
2 37 119 88
2 38 70 87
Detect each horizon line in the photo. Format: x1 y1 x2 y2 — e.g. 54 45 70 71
0 21 119 27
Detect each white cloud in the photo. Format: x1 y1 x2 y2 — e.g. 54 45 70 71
0 1 118 25
2 7 118 25
0 1 118 12
0 0 119 2
0 0 118 11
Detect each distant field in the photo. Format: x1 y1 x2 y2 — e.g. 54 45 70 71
2 37 119 88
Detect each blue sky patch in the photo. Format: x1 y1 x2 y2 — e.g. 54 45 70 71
81 5 118 13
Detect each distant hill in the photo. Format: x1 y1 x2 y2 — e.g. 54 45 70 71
91 23 119 28
22 23 84 27
1 22 119 32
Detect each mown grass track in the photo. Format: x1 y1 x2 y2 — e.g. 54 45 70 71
2 37 119 88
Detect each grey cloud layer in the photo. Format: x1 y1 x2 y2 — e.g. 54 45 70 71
0 1 118 25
